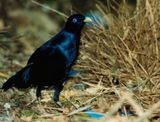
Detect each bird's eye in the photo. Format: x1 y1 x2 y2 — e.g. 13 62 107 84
72 18 77 23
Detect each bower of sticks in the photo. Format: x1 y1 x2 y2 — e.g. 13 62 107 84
0 0 159 122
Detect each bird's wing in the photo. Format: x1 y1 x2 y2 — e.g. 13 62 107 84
27 45 54 65
26 31 65 66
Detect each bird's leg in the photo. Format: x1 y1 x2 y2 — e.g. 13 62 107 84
36 86 42 101
53 88 61 102
27 87 42 106
53 85 63 108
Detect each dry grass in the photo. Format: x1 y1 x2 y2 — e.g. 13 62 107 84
0 0 160 122
76 0 160 121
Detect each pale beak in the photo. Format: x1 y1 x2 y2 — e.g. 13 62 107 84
84 17 92 23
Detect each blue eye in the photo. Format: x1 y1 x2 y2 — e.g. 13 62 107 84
72 18 77 23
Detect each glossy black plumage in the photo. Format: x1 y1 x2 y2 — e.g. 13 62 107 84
2 14 91 104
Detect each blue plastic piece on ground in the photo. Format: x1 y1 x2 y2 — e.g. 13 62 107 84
84 110 105 119
85 12 108 27
72 84 86 90
68 70 79 77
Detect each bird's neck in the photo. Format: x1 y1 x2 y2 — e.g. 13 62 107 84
64 25 82 35
63 28 81 39
63 30 81 49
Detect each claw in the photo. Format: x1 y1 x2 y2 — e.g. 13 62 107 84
36 97 42 103
55 101 63 108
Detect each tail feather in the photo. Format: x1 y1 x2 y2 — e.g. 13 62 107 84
2 66 31 90
2 75 16 90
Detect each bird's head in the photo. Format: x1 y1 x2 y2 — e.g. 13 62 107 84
65 14 92 33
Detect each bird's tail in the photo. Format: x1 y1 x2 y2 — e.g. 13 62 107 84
2 75 16 90
2 66 31 91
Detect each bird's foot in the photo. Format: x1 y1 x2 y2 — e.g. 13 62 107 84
36 97 42 104
55 101 63 108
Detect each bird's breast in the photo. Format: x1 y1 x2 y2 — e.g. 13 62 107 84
58 38 78 67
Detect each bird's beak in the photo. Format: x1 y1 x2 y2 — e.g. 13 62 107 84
84 17 92 23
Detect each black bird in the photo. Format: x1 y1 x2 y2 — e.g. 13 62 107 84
2 14 92 105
